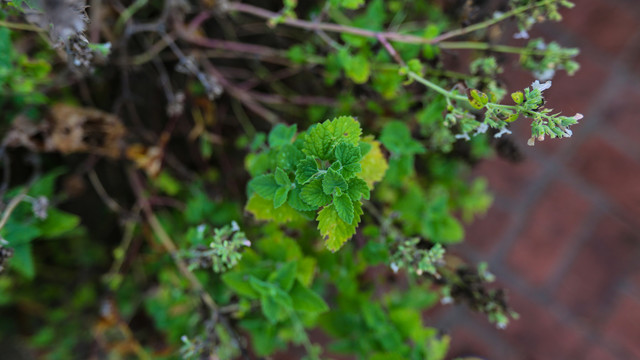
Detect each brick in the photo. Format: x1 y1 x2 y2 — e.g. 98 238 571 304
446 326 492 359
542 53 609 119
465 206 511 254
559 0 640 54
604 293 640 357
583 346 618 360
507 181 592 286
571 137 640 221
556 216 639 321
503 291 585 359
600 83 640 149
473 157 540 201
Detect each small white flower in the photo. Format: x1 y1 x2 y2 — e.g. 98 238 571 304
390 262 399 273
475 123 489 135
455 133 471 141
513 29 529 39
496 321 507 330
533 68 556 81
242 240 252 247
494 127 512 138
563 128 573 137
536 42 547 51
197 224 206 233
231 221 240 232
531 80 552 92
573 113 584 121
492 11 504 19
527 137 536 146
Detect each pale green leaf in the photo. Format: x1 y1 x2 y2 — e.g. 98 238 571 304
358 137 388 188
246 194 305 224
317 202 363 252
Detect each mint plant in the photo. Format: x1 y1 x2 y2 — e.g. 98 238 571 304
247 117 387 251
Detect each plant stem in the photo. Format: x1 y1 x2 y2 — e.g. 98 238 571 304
0 20 43 32
0 189 27 232
115 0 149 34
431 0 558 42
226 2 435 45
439 41 547 56
128 168 218 312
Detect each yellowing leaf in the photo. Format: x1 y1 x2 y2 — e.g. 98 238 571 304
246 194 304 224
317 202 363 252
358 137 388 188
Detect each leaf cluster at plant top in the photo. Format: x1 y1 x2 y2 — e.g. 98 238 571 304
247 116 387 252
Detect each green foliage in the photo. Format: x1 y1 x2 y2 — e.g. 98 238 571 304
246 116 387 251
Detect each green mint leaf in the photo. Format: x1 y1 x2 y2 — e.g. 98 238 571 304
288 186 316 211
300 179 332 208
347 177 370 200
333 193 354 224
277 144 304 171
334 142 362 179
295 156 319 185
274 167 291 187
246 194 305 224
269 123 297 147
303 117 362 160
342 51 371 84
268 261 298 292
380 121 426 155
290 280 329 314
359 141 372 156
273 186 290 209
304 123 334 160
249 174 279 200
322 168 348 195
341 163 362 180
328 161 342 172
317 202 363 252
327 116 362 146
222 271 260 299
331 0 364 10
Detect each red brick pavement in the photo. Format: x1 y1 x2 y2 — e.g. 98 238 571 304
442 0 640 359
